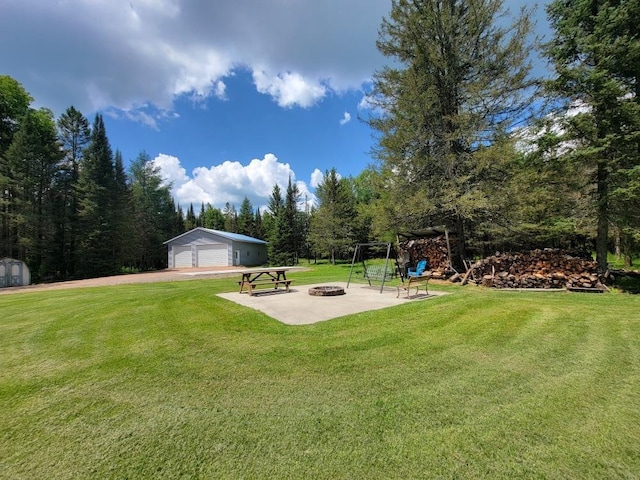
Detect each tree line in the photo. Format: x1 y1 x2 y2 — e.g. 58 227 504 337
0 80 370 281
2 0 639 282
0 89 183 282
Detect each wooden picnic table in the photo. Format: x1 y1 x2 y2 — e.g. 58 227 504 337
238 267 293 295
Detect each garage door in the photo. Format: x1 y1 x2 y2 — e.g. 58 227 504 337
173 246 193 268
196 244 227 267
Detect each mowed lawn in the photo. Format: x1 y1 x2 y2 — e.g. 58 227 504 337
1 267 639 479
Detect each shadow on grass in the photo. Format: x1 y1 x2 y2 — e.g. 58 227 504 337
611 272 640 294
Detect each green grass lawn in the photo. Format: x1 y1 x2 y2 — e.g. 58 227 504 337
1 265 639 479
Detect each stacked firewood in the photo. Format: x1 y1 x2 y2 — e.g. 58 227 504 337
462 249 605 290
398 235 454 277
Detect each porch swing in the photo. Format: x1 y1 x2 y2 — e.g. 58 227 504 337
346 242 401 293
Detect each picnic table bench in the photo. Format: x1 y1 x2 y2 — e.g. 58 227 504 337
238 267 293 296
396 273 431 298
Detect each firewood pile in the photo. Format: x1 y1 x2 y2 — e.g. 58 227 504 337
462 248 605 290
398 235 454 277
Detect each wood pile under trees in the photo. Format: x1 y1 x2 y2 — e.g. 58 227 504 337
461 249 606 291
398 235 455 278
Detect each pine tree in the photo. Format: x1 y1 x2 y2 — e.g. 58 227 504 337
54 106 91 278
202 203 225 230
309 168 357 264
76 114 117 277
253 208 265 240
4 108 63 279
129 151 175 270
184 203 197 231
222 202 237 232
175 205 185 233
545 0 640 270
267 177 302 265
266 183 285 264
238 196 255 236
367 0 536 268
197 202 206 227
112 150 131 268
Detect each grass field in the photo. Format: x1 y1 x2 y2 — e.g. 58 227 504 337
1 264 639 479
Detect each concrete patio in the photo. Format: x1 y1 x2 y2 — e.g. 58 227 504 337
217 281 447 325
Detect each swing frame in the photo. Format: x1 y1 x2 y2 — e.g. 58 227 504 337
347 242 401 293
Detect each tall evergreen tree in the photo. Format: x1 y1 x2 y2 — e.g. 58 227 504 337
175 205 186 233
267 184 283 218
112 150 131 268
545 0 640 270
367 0 536 268
223 202 238 232
267 177 302 265
253 207 265 240
54 106 91 278
196 202 205 227
4 108 63 279
237 196 255 236
202 203 225 230
184 203 197 231
129 151 175 270
76 113 117 277
309 168 357 264
265 183 284 261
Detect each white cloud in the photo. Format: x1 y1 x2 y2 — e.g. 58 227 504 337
2 0 549 124
1 0 390 118
253 70 327 108
310 168 324 188
339 111 352 125
213 80 227 100
152 153 190 187
152 152 317 211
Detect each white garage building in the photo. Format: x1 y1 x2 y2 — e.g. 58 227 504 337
164 227 268 268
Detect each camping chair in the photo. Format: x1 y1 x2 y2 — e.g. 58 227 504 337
407 259 428 277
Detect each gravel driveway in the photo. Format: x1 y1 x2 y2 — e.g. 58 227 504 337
0 267 245 295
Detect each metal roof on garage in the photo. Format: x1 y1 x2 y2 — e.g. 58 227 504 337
164 227 267 245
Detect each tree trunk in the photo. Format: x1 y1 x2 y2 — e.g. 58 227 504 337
596 160 609 273
451 214 466 272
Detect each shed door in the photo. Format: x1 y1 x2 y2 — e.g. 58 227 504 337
0 259 23 288
173 246 193 268
196 244 227 267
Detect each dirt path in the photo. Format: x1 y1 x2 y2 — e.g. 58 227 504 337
0 267 244 295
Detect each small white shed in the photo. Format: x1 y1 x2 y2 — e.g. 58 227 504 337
0 258 31 288
164 227 268 268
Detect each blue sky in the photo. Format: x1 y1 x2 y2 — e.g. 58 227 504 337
2 0 550 212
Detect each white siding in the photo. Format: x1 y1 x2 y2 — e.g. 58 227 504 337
196 244 227 267
231 241 267 267
0 258 30 287
173 246 193 268
165 228 267 268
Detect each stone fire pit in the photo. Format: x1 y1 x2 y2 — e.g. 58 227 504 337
308 285 346 296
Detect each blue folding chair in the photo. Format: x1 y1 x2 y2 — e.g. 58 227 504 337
407 259 428 277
